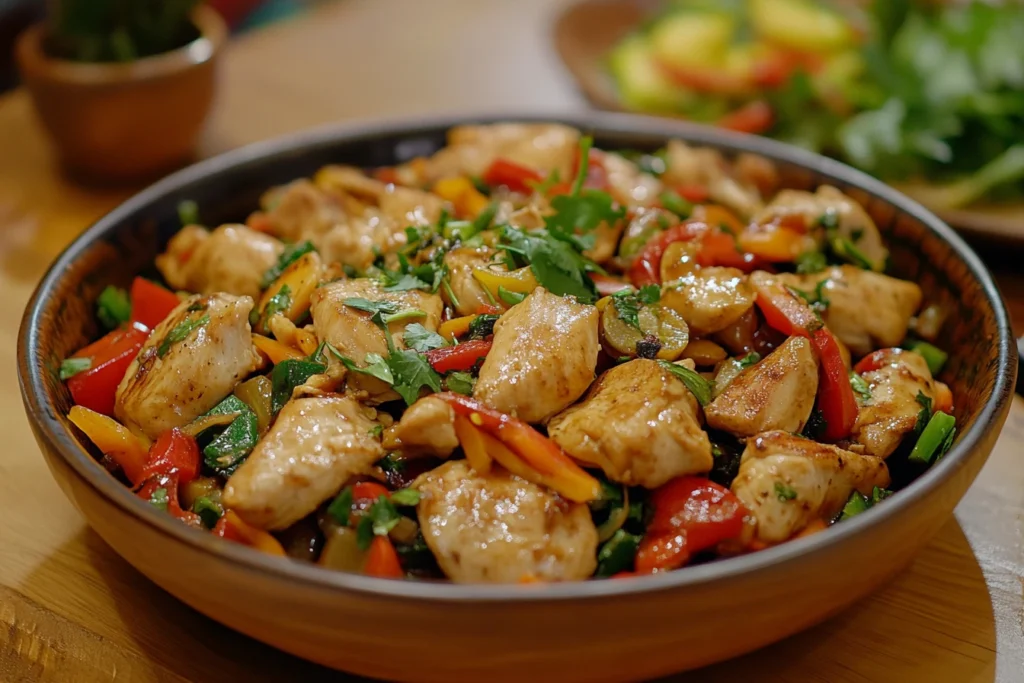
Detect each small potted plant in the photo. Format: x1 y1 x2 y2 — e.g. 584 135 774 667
15 1 227 181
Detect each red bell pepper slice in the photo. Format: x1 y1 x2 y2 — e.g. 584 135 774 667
590 273 633 297
425 339 493 374
751 279 822 337
364 535 405 579
352 480 391 503
130 277 182 330
636 476 748 573
811 328 858 441
136 473 202 528
717 100 775 135
482 159 544 194
475 304 503 315
65 323 149 416
142 428 200 485
675 184 710 204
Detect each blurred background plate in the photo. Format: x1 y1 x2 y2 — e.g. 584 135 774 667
553 0 1024 245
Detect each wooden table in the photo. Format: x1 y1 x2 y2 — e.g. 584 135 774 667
1 1 1021 681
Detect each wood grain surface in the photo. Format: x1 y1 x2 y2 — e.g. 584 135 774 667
0 0 1021 681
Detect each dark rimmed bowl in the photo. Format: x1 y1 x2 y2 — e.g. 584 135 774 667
17 113 1016 683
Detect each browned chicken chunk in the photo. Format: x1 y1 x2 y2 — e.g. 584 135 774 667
852 349 941 458
548 359 712 489
394 396 458 458
705 336 819 437
731 431 891 543
156 224 284 300
222 396 383 530
474 288 599 423
414 460 598 583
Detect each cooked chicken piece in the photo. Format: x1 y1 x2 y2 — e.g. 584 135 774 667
601 151 663 207
394 396 458 457
732 431 891 544
548 359 712 488
852 349 940 458
115 294 261 440
442 247 507 316
310 279 443 365
705 336 819 437
222 396 383 530
317 211 393 272
754 186 888 271
660 267 755 336
618 207 679 259
414 460 598 583
474 288 599 423
315 165 445 228
661 140 763 218
429 123 580 183
156 225 284 300
773 266 922 356
260 180 348 244
733 153 780 197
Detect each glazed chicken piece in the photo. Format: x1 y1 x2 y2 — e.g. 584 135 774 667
661 140 764 218
548 359 712 489
660 267 756 336
259 179 348 244
773 266 922 356
731 431 891 544
435 123 580 182
601 151 664 207
852 349 940 458
414 460 598 583
115 294 261 440
442 247 507 316
393 396 458 458
310 279 444 365
705 336 819 437
474 287 599 423
156 224 284 300
754 186 888 272
314 164 445 228
222 396 383 530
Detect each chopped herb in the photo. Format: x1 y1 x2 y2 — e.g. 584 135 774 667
257 284 292 328
830 236 874 270
355 515 375 550
186 301 206 313
469 201 499 238
498 286 526 306
774 482 798 501
261 241 316 289
788 279 831 314
914 391 933 437
157 314 209 358
470 175 490 196
369 495 402 537
369 424 384 438
192 496 223 528
383 308 427 325
871 487 893 505
403 323 448 352
468 314 499 340
149 487 169 512
335 352 395 385
327 486 354 526
342 297 403 326
595 529 642 577
445 371 476 396
441 276 461 310
739 352 761 368
659 189 694 219
839 491 870 520
59 357 91 380
637 284 661 305
909 411 956 465
177 200 199 226
850 373 872 402
658 361 712 406
501 226 599 303
203 409 258 475
390 488 421 506
96 285 131 329
386 348 443 405
908 341 948 376
611 288 642 329
795 250 828 275
377 454 405 479
383 273 432 292
269 358 327 413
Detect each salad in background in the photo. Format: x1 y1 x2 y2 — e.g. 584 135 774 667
609 0 1024 209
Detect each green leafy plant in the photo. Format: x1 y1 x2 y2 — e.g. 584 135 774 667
45 0 201 63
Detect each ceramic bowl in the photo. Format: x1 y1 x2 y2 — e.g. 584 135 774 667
17 113 1016 683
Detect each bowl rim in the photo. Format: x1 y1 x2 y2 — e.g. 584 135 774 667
18 111 1016 603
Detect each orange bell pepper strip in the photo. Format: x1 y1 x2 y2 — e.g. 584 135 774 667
364 535 405 578
68 406 148 485
435 393 601 503
438 314 477 340
213 510 287 556
130 277 182 330
453 414 492 475
252 333 304 364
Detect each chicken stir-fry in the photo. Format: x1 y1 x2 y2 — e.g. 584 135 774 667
63 124 956 583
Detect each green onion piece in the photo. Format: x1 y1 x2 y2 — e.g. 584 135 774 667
658 190 693 219
908 411 956 465
192 496 224 528
658 360 712 406
328 487 354 526
595 529 642 577
59 357 91 380
149 488 169 512
390 488 421 506
498 286 526 306
839 491 870 520
96 285 131 329
177 200 200 227
909 341 948 376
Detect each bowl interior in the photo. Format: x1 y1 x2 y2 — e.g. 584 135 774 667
19 112 1015 599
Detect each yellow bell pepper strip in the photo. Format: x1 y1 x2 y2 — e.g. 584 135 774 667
252 333 304 364
472 266 538 302
68 406 148 485
432 177 490 218
254 251 322 334
438 314 477 340
452 414 492 475
737 227 813 262
213 510 287 556
435 393 601 503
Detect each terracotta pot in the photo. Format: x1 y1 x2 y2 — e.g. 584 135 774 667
15 6 227 181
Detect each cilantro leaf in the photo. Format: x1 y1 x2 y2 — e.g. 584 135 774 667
387 349 443 405
403 323 448 352
657 361 712 406
261 241 316 289
445 371 476 396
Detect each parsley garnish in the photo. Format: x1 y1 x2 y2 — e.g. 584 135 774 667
59 357 91 380
795 250 827 275
254 284 291 328
403 323 448 352
788 280 831 314
157 314 209 357
445 371 476 395
387 349 443 405
739 352 761 368
775 482 798 501
611 285 660 330
261 241 316 289
342 297 425 326
369 424 383 438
